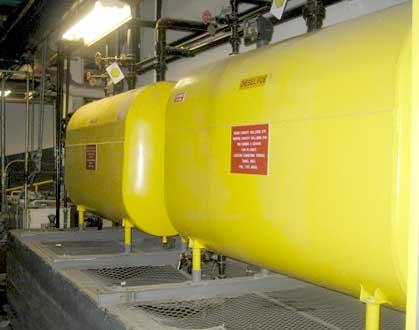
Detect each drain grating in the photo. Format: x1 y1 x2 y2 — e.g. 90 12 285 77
43 240 124 256
137 288 405 330
138 294 330 330
88 265 189 286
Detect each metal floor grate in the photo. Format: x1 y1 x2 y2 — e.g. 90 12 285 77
267 287 404 330
137 288 405 330
87 265 189 286
43 240 124 256
138 294 331 330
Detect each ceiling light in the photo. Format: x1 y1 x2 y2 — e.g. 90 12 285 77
62 0 132 46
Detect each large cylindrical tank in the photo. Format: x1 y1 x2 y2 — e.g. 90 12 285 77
165 4 411 310
66 82 177 237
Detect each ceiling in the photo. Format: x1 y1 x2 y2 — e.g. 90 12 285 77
0 0 75 67
0 0 24 30
0 0 328 69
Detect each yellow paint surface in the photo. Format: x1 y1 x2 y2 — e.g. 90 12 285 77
66 82 177 237
166 4 411 310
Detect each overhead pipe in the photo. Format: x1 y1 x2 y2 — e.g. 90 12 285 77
138 0 344 75
238 0 271 4
69 82 105 99
155 18 209 81
137 3 271 72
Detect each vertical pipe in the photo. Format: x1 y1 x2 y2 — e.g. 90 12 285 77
105 41 109 58
406 0 419 328
63 53 71 229
217 255 227 279
37 40 47 162
230 0 240 55
302 0 325 32
24 73 30 229
30 72 35 154
155 22 167 81
55 43 64 229
127 2 139 89
155 0 162 21
0 78 5 213
155 0 165 81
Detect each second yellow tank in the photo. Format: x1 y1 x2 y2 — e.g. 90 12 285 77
66 82 177 238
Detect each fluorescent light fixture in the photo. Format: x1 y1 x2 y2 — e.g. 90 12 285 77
0 90 11 97
62 0 132 46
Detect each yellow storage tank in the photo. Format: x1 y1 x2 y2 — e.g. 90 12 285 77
165 4 411 311
66 82 177 244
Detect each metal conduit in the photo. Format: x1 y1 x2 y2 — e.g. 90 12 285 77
0 77 5 213
24 73 30 229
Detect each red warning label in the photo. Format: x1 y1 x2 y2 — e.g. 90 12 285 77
85 144 97 171
174 92 186 103
231 124 269 175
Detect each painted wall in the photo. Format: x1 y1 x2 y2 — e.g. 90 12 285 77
5 103 54 156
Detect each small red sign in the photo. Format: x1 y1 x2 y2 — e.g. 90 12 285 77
231 124 269 175
86 144 97 171
174 92 186 103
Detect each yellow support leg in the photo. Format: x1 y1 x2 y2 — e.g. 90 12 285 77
124 219 133 253
190 239 203 282
162 236 168 245
77 206 86 231
360 287 386 330
365 302 381 330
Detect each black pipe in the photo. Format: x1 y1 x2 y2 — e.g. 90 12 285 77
239 0 271 4
156 0 162 21
155 20 167 81
137 4 270 71
157 19 208 32
217 255 227 279
230 0 241 55
303 0 326 32
138 0 344 75
55 43 64 229
127 2 140 90
155 18 209 81
136 18 210 32
169 4 269 48
63 53 71 227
